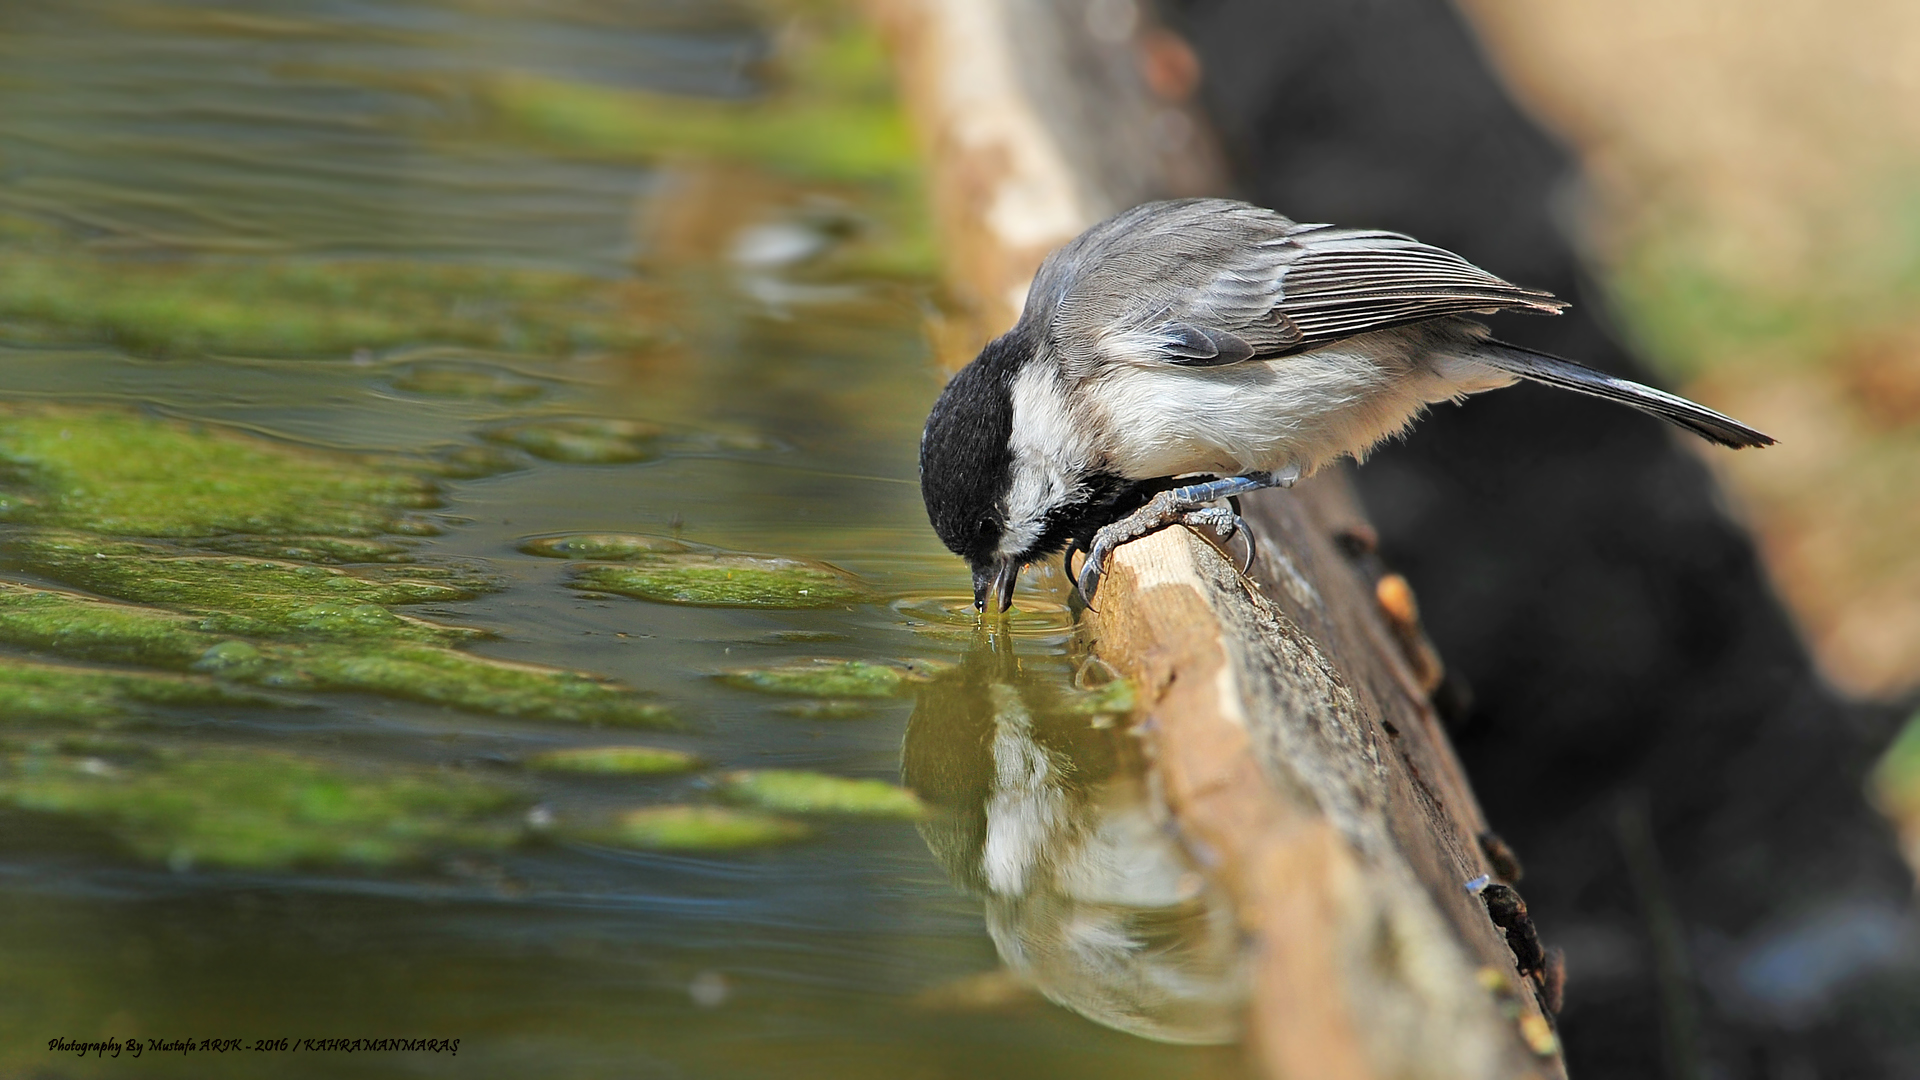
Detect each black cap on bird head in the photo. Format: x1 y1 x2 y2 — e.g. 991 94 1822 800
919 329 1030 613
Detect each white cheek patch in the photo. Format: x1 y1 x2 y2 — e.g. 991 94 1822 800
997 363 1093 560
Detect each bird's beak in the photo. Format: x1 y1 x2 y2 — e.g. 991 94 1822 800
972 558 1020 615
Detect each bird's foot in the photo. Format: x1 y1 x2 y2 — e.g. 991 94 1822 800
1072 467 1296 606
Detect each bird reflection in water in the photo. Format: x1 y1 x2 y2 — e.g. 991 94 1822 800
902 631 1249 1044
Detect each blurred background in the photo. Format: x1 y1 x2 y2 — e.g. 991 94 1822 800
1163 0 1920 1074
0 0 1914 1077
1464 0 1920 704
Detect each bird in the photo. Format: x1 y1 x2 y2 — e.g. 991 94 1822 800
918 198 1774 614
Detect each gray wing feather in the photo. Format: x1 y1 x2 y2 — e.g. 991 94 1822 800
1034 200 1565 370
1149 322 1257 366
1273 227 1564 347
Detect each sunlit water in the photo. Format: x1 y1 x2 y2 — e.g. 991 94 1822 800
0 2 1246 1077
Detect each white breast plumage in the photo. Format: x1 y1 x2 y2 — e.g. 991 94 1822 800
1085 331 1505 481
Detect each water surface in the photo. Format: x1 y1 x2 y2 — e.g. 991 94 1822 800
0 2 1246 1076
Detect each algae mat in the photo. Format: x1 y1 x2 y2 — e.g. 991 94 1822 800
0 412 671 729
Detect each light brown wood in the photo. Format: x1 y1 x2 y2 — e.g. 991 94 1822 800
868 1 1567 1075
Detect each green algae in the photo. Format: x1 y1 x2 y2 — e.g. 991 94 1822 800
474 22 912 186
194 535 416 565
519 533 692 560
481 417 665 464
1056 677 1137 720
390 363 545 402
388 516 447 537
426 444 530 480
0 407 437 538
9 533 485 646
602 804 810 852
0 582 213 668
0 746 523 869
773 699 875 721
574 554 871 608
193 641 675 727
715 769 924 820
483 75 909 183
716 658 933 698
0 658 277 726
524 745 704 776
0 584 674 728
0 247 661 360
460 15 937 281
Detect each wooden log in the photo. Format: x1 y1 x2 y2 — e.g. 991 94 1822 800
868 0 1568 1075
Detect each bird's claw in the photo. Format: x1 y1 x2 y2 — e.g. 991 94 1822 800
1074 496 1169 608
1171 505 1257 574
1224 494 1257 574
1073 490 1260 606
1074 533 1116 610
1075 542 1128 610
1228 518 1256 574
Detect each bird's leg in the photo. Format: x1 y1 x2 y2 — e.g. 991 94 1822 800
1076 465 1299 604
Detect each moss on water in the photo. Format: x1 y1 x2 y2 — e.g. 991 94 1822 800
335 648 668 727
0 584 673 727
484 76 909 184
524 745 703 776
716 769 924 819
195 641 676 727
481 417 665 464
475 19 912 187
0 658 277 726
426 444 530 480
194 535 416 565
0 746 523 869
390 363 545 402
0 583 213 668
602 804 810 852
0 412 615 723
0 407 436 538
716 659 932 698
0 247 660 360
519 534 691 560
462 16 937 280
573 554 871 608
1056 677 1137 719
9 534 485 646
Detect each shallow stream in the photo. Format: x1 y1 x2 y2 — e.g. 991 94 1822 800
0 2 1246 1076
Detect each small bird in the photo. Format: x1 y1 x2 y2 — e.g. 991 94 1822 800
919 198 1773 613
